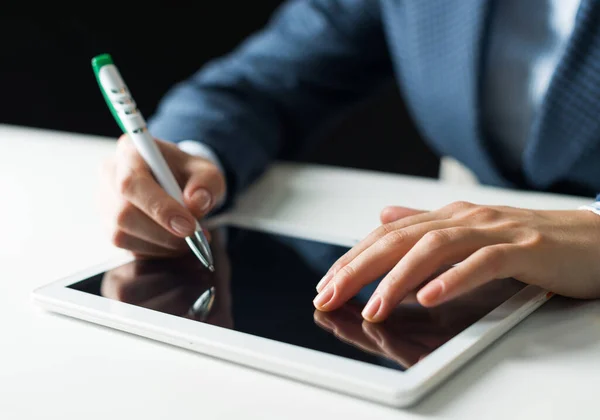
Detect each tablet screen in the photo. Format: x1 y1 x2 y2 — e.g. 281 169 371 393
67 226 526 372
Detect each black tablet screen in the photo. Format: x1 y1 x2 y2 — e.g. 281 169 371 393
67 226 526 371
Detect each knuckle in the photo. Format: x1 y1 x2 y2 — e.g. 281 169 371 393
380 229 407 248
466 206 500 222
437 272 455 290
115 201 134 228
148 200 168 221
329 261 345 276
447 200 473 214
521 229 544 248
117 172 136 196
422 229 451 249
383 271 402 289
375 223 395 238
336 264 357 285
202 163 221 180
111 230 128 248
481 246 508 275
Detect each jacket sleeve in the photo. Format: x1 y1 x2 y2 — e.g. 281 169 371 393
147 0 393 200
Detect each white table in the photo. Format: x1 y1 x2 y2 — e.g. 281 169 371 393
1 124 599 419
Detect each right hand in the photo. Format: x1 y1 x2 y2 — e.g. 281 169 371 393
100 134 226 258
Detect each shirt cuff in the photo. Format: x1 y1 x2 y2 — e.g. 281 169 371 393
177 140 227 210
578 202 600 216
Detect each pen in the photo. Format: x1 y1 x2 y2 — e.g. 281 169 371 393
91 53 214 272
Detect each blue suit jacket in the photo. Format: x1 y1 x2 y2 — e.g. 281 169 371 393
148 0 600 203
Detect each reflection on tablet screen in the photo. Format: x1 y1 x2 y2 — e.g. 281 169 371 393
67 226 525 371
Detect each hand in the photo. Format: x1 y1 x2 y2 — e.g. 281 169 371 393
100 229 233 328
100 135 226 258
313 201 600 322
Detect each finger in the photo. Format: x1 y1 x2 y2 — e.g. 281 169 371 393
182 161 227 219
316 210 444 293
313 220 452 312
116 167 197 238
380 206 427 224
417 244 518 307
111 230 185 258
115 136 197 238
114 200 188 251
362 227 504 322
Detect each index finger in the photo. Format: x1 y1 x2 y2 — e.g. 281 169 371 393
116 163 197 238
316 210 443 293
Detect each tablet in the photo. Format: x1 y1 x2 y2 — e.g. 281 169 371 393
31 218 553 407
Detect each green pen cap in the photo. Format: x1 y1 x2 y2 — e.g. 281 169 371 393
91 53 126 133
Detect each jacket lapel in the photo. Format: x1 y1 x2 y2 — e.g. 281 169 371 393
524 0 600 189
412 0 509 186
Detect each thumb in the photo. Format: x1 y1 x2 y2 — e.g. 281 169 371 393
380 206 427 224
182 163 226 219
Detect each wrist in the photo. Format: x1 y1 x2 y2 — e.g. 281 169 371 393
578 202 600 217
178 140 225 176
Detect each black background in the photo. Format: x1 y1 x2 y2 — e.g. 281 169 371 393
1 7 439 178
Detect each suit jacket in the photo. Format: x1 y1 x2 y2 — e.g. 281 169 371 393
148 0 600 203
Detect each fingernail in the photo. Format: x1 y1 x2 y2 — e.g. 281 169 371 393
170 216 194 236
362 295 382 321
313 283 335 309
192 188 212 213
316 271 333 292
417 280 443 304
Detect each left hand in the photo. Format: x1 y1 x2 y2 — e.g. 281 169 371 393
313 201 600 322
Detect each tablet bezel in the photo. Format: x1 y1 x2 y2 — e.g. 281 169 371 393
31 214 553 407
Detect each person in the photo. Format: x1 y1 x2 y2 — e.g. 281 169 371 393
100 0 600 323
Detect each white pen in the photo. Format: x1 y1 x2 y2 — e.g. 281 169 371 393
92 53 214 271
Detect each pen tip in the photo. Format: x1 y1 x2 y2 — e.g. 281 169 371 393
208 264 215 272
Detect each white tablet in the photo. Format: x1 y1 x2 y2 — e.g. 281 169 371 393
32 216 553 407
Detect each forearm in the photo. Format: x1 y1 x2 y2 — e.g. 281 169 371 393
148 0 393 202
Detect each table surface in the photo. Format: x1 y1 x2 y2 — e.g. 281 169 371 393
2 124 599 419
